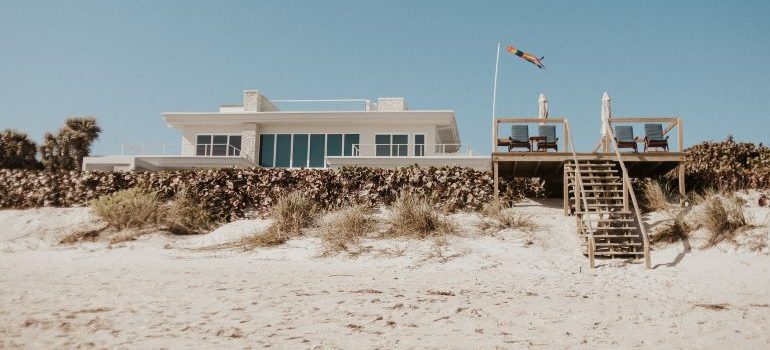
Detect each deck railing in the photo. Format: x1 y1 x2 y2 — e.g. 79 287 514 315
346 144 473 157
602 118 652 269
493 117 569 152
563 119 598 268
121 143 244 158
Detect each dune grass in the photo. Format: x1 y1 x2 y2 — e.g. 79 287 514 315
480 197 535 231
386 192 455 238
701 194 748 246
641 179 675 212
651 210 691 244
90 188 163 229
321 205 377 255
241 192 318 248
164 188 215 235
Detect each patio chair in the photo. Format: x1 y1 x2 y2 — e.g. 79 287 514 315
614 125 638 152
536 125 559 152
507 125 531 151
643 123 669 151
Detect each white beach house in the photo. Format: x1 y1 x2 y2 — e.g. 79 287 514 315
83 90 488 171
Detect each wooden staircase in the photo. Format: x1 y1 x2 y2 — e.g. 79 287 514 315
565 160 646 262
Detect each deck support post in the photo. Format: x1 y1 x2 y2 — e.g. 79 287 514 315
493 161 499 199
563 167 569 216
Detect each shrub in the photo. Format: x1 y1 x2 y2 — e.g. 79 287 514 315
0 166 542 220
641 179 675 212
40 116 101 171
164 188 215 235
676 137 770 190
321 205 377 255
701 194 747 246
387 191 455 238
90 188 162 229
0 129 40 169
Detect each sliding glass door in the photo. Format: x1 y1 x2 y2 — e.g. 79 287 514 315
258 133 359 168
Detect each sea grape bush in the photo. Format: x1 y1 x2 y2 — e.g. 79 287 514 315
0 166 544 221
673 137 770 189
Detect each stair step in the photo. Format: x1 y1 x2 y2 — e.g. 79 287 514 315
579 226 637 231
592 251 645 256
566 175 621 179
569 189 624 193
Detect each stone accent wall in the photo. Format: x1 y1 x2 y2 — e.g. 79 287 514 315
377 98 408 111
240 123 259 163
243 90 260 112
243 90 278 112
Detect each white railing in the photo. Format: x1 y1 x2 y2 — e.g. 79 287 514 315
121 143 244 158
345 144 474 157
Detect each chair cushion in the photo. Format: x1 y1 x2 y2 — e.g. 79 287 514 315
615 125 635 142
644 124 667 141
538 125 557 143
510 125 529 142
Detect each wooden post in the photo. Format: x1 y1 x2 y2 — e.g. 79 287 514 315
623 176 629 212
677 118 685 204
493 120 498 153
493 161 499 199
562 121 568 153
563 167 569 216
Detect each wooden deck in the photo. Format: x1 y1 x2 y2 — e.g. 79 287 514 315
492 151 684 179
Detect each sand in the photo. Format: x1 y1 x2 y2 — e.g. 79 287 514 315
1 198 769 349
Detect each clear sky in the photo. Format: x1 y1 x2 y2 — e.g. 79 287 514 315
1 0 768 155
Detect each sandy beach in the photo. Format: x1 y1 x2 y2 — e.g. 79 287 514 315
1 199 769 349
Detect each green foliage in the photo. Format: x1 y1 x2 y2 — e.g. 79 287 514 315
0 129 40 169
40 116 101 171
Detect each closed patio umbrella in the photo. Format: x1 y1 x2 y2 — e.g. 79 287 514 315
538 93 548 125
601 92 611 151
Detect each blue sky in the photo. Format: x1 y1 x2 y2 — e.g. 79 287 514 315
1 0 768 155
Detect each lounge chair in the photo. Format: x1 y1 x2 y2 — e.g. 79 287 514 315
506 125 531 151
644 124 669 151
614 125 638 152
536 125 558 152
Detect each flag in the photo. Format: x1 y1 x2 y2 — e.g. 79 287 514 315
506 45 545 69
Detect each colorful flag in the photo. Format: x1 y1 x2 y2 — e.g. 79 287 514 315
506 45 545 69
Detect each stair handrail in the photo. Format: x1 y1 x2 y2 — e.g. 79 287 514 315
602 118 652 269
563 119 598 268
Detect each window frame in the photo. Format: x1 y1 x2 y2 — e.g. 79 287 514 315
375 133 410 157
194 133 242 157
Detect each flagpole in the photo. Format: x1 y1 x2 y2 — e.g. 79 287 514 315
491 42 501 153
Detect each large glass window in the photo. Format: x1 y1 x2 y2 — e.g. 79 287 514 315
196 134 241 156
326 134 342 157
343 134 359 156
292 134 309 168
375 134 408 156
259 134 275 167
309 134 325 168
275 134 291 167
415 134 425 156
